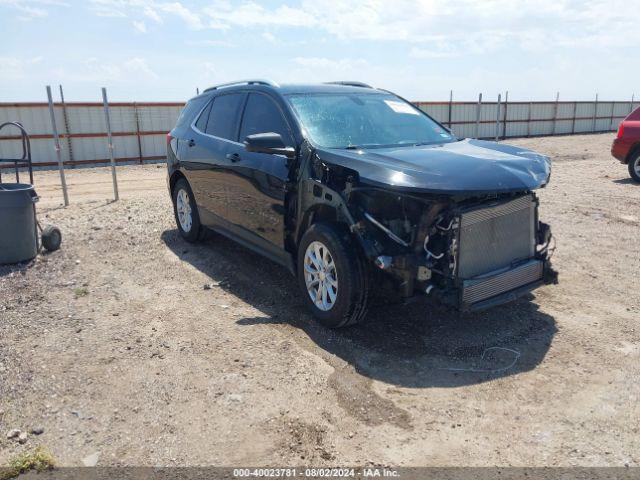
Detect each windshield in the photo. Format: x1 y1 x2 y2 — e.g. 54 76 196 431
286 92 456 149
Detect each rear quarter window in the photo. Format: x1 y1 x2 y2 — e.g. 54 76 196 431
175 95 210 129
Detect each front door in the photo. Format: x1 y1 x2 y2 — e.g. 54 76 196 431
224 92 294 250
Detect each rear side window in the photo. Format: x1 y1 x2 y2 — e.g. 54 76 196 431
205 93 244 140
175 95 209 129
239 93 292 145
195 101 212 131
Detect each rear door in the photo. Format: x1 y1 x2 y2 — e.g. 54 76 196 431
183 92 245 223
224 92 295 250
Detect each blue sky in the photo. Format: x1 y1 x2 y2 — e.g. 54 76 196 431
1 0 637 102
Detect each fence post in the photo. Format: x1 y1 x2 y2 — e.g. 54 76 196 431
552 92 559 135
133 102 143 164
495 94 501 141
526 101 532 137
447 90 453 128
58 85 74 165
475 93 482 138
46 86 69 206
571 101 577 134
101 87 120 201
592 93 598 132
609 101 616 130
502 91 508 139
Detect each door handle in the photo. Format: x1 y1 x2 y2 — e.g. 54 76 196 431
226 153 241 163
188 139 196 147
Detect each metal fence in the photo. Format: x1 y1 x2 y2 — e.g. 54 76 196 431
0 101 182 168
0 95 637 169
416 96 638 140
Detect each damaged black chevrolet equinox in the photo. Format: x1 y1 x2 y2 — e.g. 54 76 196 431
167 80 557 328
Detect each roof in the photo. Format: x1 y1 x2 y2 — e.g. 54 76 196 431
202 80 380 96
275 83 379 95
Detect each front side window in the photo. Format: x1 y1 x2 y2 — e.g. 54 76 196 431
205 93 244 140
286 93 455 149
239 93 292 145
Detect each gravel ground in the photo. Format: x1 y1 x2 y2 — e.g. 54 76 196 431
0 133 638 467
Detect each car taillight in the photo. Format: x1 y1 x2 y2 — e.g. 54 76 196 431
166 133 173 147
617 122 625 139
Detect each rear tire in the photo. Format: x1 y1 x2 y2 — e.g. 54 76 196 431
172 178 203 242
297 222 369 328
628 151 640 183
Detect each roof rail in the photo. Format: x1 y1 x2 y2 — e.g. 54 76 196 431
204 79 279 93
324 81 373 88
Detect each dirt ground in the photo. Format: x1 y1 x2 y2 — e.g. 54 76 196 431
0 133 638 467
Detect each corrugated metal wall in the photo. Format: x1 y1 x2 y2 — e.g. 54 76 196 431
415 100 638 141
0 102 182 168
0 99 637 169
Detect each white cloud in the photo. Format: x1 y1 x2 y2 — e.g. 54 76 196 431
0 0 69 20
0 56 43 80
202 1 315 28
51 56 160 83
123 57 159 79
87 0 202 28
143 6 162 23
194 0 636 57
185 39 235 47
293 57 368 70
262 32 276 43
159 2 202 29
132 20 147 32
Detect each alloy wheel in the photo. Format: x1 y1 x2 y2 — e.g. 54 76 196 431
176 188 192 232
303 241 338 311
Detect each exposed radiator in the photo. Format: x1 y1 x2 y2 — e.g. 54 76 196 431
457 194 536 280
462 259 543 304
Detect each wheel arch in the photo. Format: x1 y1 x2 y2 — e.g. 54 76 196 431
296 204 340 247
626 142 640 164
169 169 187 194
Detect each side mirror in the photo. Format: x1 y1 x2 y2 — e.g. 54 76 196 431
244 132 295 159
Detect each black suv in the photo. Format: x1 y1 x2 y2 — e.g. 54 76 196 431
167 80 557 328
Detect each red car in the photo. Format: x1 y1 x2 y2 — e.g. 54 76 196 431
612 106 640 182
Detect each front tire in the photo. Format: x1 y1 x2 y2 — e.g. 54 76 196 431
297 222 369 328
628 151 640 183
172 178 203 242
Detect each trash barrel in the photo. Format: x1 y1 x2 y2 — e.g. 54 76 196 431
0 183 38 265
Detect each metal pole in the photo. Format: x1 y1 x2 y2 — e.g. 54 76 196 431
609 101 616 131
101 87 119 201
196 87 200 95
46 85 69 206
552 92 559 135
571 101 577 134
59 85 74 164
526 101 532 137
133 102 143 164
502 90 508 139
592 93 598 132
447 90 453 128
475 93 482 138
631 94 635 113
495 94 501 141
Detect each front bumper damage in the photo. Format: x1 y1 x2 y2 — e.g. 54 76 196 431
353 191 558 311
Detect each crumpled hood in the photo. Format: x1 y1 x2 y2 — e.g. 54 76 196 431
317 138 552 195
